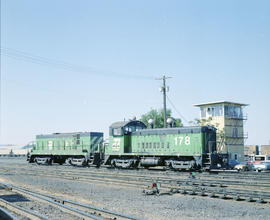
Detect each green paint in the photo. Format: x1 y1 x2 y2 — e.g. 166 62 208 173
32 132 103 157
107 131 206 156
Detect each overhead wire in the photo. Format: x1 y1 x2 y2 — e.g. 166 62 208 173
0 47 155 80
1 47 190 124
166 94 189 125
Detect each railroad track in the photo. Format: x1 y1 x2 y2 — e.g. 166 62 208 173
2 161 270 181
4 163 270 181
1 163 270 208
0 205 24 220
3 164 270 183
40 168 270 204
2 164 270 191
2 165 270 204
0 182 143 220
169 184 270 204
18 165 270 189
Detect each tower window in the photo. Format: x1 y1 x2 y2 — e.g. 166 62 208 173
232 127 238 137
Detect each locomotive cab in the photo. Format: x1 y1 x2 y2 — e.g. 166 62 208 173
109 120 146 153
110 120 146 136
104 120 146 167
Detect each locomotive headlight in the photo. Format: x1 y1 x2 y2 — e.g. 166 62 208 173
148 119 154 129
167 118 173 124
167 118 173 127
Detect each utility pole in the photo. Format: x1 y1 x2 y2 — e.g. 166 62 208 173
156 75 172 128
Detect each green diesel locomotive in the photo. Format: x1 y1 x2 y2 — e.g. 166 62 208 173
29 132 103 166
104 120 227 170
29 120 228 170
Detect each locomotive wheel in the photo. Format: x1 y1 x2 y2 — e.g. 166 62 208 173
133 161 139 169
110 159 116 168
82 160 88 167
47 158 52 165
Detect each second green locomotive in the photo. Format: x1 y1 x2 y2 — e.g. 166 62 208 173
29 132 103 166
104 120 227 170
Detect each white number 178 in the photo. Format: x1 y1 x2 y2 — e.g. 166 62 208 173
174 136 190 146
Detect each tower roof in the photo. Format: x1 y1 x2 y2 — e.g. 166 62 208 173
194 101 249 107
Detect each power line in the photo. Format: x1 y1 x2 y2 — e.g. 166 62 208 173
166 94 189 124
0 47 155 80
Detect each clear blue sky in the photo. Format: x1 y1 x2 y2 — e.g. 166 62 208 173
1 0 270 146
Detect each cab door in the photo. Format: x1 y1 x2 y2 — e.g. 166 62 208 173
123 126 132 153
124 135 131 153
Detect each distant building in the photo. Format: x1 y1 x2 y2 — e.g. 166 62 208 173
244 145 259 161
260 145 270 155
21 141 35 150
244 145 270 156
244 145 259 155
194 101 248 161
0 148 30 157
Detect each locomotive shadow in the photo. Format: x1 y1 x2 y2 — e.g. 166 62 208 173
0 194 30 203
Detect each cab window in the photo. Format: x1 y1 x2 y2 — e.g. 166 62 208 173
113 128 122 136
124 125 144 134
124 126 136 134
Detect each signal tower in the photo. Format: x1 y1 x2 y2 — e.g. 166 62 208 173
194 101 248 161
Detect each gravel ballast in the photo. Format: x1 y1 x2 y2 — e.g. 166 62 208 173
0 157 269 220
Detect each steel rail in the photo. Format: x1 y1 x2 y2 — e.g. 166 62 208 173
10 168 270 199
171 186 270 203
3 164 270 183
22 169 270 190
1 183 143 220
2 164 270 191
52 171 270 200
175 178 270 188
11 171 270 189
2 183 105 220
3 164 270 194
0 197 50 220
42 195 144 220
3 162 270 178
25 165 270 182
6 165 265 184
3 166 270 193
0 206 20 220
1 165 270 205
